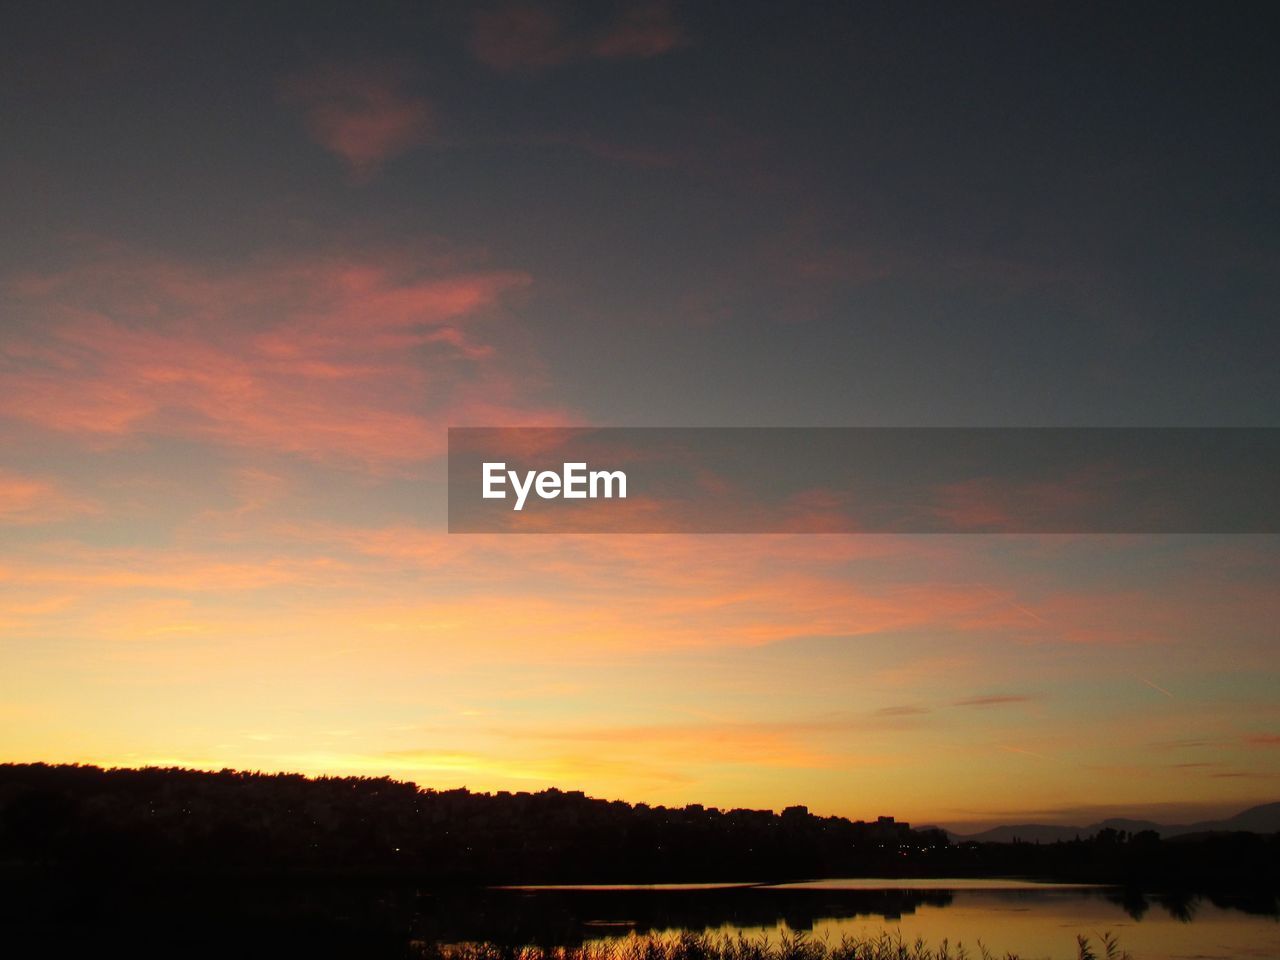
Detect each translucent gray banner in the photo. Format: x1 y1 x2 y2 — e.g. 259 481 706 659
448 428 1280 533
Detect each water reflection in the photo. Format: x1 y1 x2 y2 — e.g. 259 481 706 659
4 878 1277 959
420 883 1279 946
423 887 962 945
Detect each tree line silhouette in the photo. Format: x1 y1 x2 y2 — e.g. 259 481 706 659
2 763 1276 891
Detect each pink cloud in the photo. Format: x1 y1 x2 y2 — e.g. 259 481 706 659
590 2 686 60
281 63 432 178
0 246 567 466
471 4 574 71
214 524 1077 656
928 465 1133 532
0 469 97 525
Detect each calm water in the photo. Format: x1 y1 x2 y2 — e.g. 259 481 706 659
9 876 1276 958
480 880 1280 960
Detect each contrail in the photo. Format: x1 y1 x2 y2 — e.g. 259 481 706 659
978 583 1050 625
1135 675 1174 698
999 745 1046 760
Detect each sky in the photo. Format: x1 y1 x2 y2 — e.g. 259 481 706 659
0 1 1277 831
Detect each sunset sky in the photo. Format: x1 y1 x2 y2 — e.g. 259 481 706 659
1 2 1277 831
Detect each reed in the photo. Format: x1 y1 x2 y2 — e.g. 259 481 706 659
412 930 1133 960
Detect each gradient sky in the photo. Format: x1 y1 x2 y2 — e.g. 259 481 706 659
1 1 1277 830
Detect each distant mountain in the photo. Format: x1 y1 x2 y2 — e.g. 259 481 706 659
946 801 1280 844
1194 800 1280 835
948 824 1093 844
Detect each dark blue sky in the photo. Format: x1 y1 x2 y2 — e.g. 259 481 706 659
3 1 1276 427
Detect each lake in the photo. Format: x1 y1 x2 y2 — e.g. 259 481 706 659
458 880 1280 960
5 875 1277 958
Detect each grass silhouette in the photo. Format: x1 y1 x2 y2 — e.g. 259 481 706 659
413 930 1133 960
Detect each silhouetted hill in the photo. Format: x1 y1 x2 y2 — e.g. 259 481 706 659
2 764 1276 891
948 823 1115 844
0 763 933 885
1205 801 1280 834
947 801 1280 844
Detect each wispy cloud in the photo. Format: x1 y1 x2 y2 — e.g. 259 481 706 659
589 2 686 60
0 469 97 525
471 2 685 72
1135 675 1174 698
998 744 1046 760
478 719 849 769
0 245 561 466
953 695 1034 708
874 705 931 717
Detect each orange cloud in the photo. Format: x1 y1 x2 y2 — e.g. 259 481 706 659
198 526 1113 658
281 63 432 178
0 247 565 466
483 716 899 770
0 542 345 593
0 469 96 525
4 520 1276 819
